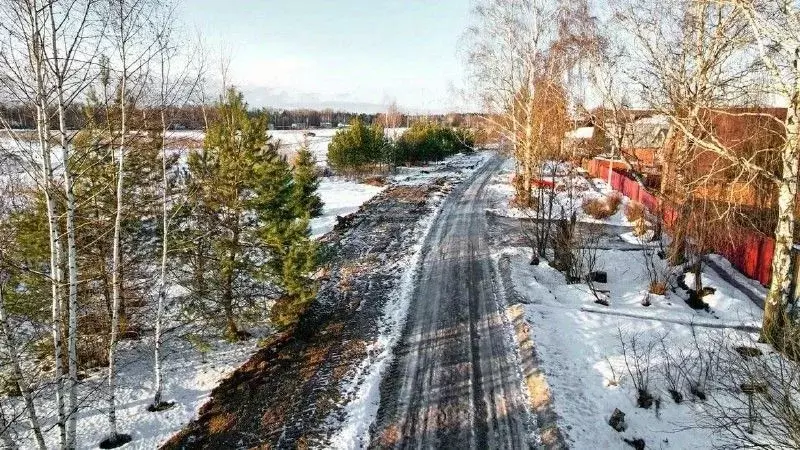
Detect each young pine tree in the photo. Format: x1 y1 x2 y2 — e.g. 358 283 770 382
290 144 323 219
182 89 271 340
327 117 386 175
250 143 319 330
179 88 319 337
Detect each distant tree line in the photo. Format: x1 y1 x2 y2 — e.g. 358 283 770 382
326 118 477 175
0 102 484 131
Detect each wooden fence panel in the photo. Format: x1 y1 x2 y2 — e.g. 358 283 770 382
585 161 775 286
758 238 775 286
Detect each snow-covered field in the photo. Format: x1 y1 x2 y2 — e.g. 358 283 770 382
486 162 772 449
167 127 407 167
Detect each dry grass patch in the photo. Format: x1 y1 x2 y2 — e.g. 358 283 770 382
649 281 667 295
363 175 386 186
625 201 646 222
606 192 622 212
207 412 235 434
583 193 622 220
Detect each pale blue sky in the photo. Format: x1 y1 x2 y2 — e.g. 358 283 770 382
183 0 474 113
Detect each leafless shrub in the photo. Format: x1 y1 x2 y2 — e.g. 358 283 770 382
618 328 658 408
551 208 577 278
521 181 558 261
685 325 724 401
641 238 671 296
699 326 800 449
575 223 606 302
658 334 692 403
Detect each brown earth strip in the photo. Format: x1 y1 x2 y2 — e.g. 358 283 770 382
161 179 452 449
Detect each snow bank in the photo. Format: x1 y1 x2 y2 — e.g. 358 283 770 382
310 179 385 238
499 246 764 449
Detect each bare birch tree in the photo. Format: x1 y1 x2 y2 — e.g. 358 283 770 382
148 2 203 411
0 2 69 446
464 0 560 203
723 0 800 344
42 1 102 443
615 0 749 265
102 0 161 445
618 0 800 342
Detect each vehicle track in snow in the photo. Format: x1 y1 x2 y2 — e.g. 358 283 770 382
371 156 536 449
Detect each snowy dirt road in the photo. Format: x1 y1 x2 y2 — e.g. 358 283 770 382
371 156 536 449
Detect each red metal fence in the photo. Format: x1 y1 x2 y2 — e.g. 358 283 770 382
587 159 774 286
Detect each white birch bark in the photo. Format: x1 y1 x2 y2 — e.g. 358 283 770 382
152 108 168 408
24 3 68 445
107 39 127 442
764 45 799 338
46 4 82 440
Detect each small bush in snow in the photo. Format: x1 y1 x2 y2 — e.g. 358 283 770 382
686 327 723 401
625 201 646 223
633 218 649 238
658 335 691 404
607 192 623 212
582 197 613 219
648 281 667 296
618 328 658 409
583 193 622 220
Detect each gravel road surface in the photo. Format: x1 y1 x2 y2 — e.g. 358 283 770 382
372 156 536 449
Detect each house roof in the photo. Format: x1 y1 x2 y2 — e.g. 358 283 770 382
622 115 670 149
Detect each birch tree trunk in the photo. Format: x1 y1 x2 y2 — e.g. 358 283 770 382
763 47 800 342
56 87 79 450
49 37 80 445
36 99 67 449
107 99 125 440
106 30 127 441
28 9 68 443
152 109 169 408
0 283 46 450
42 2 98 442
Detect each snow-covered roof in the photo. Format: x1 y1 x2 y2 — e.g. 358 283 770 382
566 126 595 140
634 114 670 125
623 118 670 149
